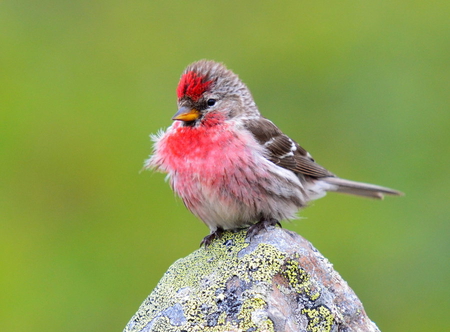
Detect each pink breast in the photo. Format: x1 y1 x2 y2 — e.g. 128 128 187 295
156 119 268 206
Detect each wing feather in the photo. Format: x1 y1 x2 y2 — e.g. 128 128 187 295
243 117 334 178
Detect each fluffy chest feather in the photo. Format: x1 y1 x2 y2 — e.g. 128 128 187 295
151 119 263 181
147 117 306 228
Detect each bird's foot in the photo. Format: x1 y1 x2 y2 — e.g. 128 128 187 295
200 227 224 247
246 218 281 239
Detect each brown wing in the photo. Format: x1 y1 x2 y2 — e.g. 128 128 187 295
243 117 335 178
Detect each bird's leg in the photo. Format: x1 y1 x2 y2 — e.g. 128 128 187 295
200 227 224 247
246 218 281 239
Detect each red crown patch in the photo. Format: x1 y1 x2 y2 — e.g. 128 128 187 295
177 71 213 101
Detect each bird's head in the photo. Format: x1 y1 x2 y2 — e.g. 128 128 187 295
173 60 259 127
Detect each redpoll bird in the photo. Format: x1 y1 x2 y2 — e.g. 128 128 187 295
146 60 402 246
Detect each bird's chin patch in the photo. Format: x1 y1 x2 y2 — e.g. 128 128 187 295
179 114 205 127
180 120 198 127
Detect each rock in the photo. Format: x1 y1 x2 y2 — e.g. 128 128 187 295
124 227 380 332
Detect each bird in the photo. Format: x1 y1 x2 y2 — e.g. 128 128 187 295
145 60 403 246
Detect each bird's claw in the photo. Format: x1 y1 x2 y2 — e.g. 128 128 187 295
246 218 281 239
200 227 224 247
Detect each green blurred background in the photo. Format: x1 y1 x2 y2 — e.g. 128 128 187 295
1 1 449 331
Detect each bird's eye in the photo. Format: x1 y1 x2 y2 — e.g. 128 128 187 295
207 99 216 107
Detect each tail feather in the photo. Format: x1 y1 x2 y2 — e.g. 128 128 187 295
323 177 404 199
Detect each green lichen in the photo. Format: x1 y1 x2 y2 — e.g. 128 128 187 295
302 306 334 332
124 228 330 332
237 297 269 330
280 259 321 301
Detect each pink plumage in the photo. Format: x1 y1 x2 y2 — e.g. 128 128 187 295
148 113 305 233
146 60 402 246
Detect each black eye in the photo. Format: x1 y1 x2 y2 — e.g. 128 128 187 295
207 99 216 107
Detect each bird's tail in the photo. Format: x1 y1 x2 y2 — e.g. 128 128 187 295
322 177 404 199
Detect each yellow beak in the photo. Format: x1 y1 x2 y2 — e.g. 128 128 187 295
172 106 201 122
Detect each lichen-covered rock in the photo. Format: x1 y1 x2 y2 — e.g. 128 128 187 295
124 227 380 332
